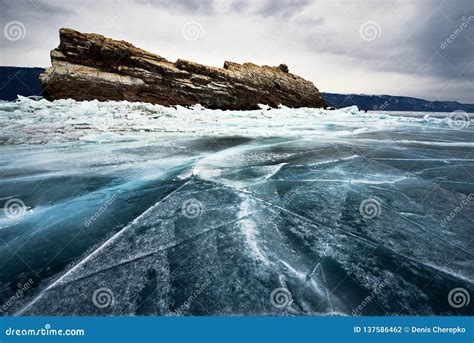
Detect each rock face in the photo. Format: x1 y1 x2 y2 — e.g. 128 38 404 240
40 28 325 110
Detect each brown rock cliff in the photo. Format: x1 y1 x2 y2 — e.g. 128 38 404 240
40 28 325 110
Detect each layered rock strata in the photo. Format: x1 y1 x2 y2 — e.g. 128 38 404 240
40 28 325 110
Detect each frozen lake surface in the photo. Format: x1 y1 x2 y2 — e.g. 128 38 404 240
0 97 472 316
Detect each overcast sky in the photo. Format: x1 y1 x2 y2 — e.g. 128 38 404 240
0 0 473 102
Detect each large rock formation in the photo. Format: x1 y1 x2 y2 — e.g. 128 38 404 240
40 28 325 110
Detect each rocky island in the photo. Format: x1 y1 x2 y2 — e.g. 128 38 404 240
40 28 325 110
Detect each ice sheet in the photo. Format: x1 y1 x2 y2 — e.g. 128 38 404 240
0 97 472 316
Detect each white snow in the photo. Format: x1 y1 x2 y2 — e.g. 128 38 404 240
0 96 466 145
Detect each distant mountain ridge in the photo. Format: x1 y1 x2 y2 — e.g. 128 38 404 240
0 67 43 101
1 66 473 112
322 92 474 112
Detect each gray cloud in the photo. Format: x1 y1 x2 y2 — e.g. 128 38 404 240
256 0 311 17
0 0 74 17
0 0 472 102
137 0 215 13
229 0 249 13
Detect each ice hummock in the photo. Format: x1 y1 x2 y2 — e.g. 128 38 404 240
0 96 469 145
